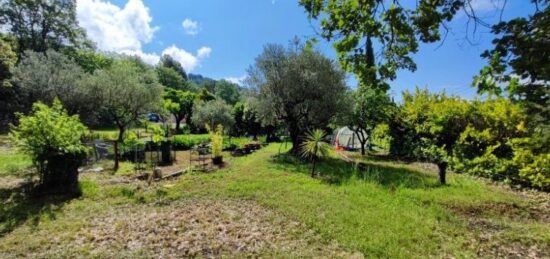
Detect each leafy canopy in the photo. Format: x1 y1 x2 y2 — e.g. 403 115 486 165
0 0 90 54
192 99 235 131
83 59 164 141
299 0 465 89
248 43 347 152
10 98 88 163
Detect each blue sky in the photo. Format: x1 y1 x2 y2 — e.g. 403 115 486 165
76 0 535 100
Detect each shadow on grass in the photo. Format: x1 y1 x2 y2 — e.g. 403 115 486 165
0 182 77 237
270 153 440 189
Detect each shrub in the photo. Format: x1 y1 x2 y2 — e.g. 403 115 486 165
172 134 210 150
208 125 224 158
10 99 89 194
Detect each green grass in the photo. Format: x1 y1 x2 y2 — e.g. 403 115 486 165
0 148 31 177
0 143 548 257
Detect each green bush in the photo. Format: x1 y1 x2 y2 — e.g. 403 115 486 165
10 99 89 193
171 134 210 150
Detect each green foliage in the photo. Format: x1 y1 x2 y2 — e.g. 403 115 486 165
0 0 90 54
514 148 550 190
390 88 471 184
64 49 113 73
157 66 187 90
452 98 527 180
12 50 94 117
147 124 165 143
10 99 89 160
371 123 391 150
340 86 394 154
249 43 347 153
191 99 235 131
231 101 263 137
214 80 241 105
159 54 187 80
0 36 17 87
207 125 224 158
82 59 164 142
171 134 210 150
196 88 216 102
122 131 145 150
300 129 331 177
163 88 195 132
300 129 331 160
299 0 465 89
9 99 88 191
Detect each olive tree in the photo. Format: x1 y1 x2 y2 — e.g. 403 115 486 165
191 99 235 131
10 99 88 194
11 50 98 122
248 43 347 154
83 59 163 170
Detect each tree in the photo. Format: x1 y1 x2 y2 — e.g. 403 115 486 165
390 89 470 184
214 80 241 105
9 99 88 194
163 88 195 133
160 54 187 80
0 35 17 87
474 1 549 145
248 43 347 154
300 129 331 177
0 0 89 55
83 59 163 170
12 50 94 120
191 99 234 131
341 86 394 155
299 0 543 90
453 98 528 182
232 101 264 138
472 1 549 190
196 88 216 102
64 49 113 73
157 66 188 90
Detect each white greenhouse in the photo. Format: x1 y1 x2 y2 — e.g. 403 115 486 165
330 127 368 150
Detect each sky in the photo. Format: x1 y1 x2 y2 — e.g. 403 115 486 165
75 0 536 100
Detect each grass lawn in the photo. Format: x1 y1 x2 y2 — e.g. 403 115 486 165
0 143 548 257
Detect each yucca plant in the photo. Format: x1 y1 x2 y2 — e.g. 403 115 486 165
300 129 331 177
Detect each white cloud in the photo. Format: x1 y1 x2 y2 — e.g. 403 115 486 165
182 18 200 35
121 50 160 65
77 0 158 52
162 45 211 72
197 47 212 59
225 75 247 85
76 0 212 70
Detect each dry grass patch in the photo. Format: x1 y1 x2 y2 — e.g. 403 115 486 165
29 199 360 258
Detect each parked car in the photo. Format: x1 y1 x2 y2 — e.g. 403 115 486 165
147 113 160 122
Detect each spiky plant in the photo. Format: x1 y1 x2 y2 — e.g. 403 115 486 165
300 129 331 177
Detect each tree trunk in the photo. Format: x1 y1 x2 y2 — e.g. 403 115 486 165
311 159 317 177
175 115 182 133
288 122 301 155
114 126 125 171
437 162 448 185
